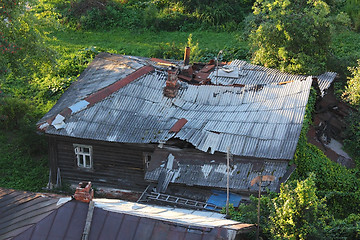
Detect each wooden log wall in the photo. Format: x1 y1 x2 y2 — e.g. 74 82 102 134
48 135 156 192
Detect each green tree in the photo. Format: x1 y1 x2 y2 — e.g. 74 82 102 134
269 173 329 240
0 0 53 77
343 59 360 107
249 0 331 75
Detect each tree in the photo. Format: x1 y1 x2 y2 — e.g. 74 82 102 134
249 0 332 75
269 173 329 240
0 0 53 77
343 60 360 107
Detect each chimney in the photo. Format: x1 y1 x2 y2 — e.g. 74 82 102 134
183 47 191 66
164 68 180 98
73 181 94 203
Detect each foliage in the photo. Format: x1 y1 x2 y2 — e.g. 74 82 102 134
224 193 275 239
325 213 360 239
291 88 360 218
38 0 255 31
0 0 54 77
342 111 360 167
343 0 360 31
0 132 48 191
343 60 360 107
0 96 32 130
249 0 332 75
269 174 330 240
150 33 201 62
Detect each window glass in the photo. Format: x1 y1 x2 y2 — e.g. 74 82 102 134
74 144 93 169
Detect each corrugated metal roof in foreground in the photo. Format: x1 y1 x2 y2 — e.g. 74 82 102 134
14 199 253 240
46 69 312 160
0 188 61 240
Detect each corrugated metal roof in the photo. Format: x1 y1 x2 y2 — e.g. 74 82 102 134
13 198 253 240
317 72 337 97
145 149 291 192
0 188 62 240
209 60 336 95
42 53 314 160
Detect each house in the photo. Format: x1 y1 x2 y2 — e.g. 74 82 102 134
37 52 336 207
0 186 254 240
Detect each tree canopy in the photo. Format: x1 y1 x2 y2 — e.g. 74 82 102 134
0 0 53 77
249 0 332 75
269 173 329 240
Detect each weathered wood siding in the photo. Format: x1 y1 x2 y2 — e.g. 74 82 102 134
48 135 156 191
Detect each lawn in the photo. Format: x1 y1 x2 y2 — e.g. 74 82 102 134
46 27 248 59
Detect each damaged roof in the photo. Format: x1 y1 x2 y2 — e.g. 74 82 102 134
208 59 336 97
145 149 294 193
39 52 327 160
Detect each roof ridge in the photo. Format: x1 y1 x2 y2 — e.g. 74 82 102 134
38 65 155 131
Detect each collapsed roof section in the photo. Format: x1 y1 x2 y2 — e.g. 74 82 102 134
145 149 295 193
38 52 335 160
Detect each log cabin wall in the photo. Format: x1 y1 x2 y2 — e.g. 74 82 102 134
48 135 156 191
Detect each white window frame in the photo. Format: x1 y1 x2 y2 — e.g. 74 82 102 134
73 144 93 169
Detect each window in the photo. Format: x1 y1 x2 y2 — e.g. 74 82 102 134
143 153 152 170
74 144 93 169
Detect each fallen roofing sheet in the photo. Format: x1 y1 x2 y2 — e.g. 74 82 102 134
42 53 313 160
145 149 292 192
14 198 253 240
0 188 63 240
317 72 338 97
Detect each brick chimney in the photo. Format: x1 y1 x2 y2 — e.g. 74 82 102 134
73 182 94 203
164 68 180 98
184 47 191 66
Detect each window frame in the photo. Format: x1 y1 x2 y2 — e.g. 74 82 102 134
73 144 93 170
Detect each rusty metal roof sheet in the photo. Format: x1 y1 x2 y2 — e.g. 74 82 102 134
14 198 253 240
41 53 313 160
0 188 62 240
145 149 293 192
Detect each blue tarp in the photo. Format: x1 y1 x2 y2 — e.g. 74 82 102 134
206 190 242 210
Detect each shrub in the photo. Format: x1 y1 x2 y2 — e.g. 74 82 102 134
343 111 360 167
269 174 330 240
0 97 31 130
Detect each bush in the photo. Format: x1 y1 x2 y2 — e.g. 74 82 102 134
0 97 32 130
343 111 360 167
269 174 330 240
325 214 360 239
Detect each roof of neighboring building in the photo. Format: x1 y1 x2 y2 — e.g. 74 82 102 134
0 188 62 240
38 52 334 160
12 197 253 240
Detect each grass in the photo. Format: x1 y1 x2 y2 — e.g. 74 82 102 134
45 27 248 59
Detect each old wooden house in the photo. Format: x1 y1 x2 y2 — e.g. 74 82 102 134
37 52 336 207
